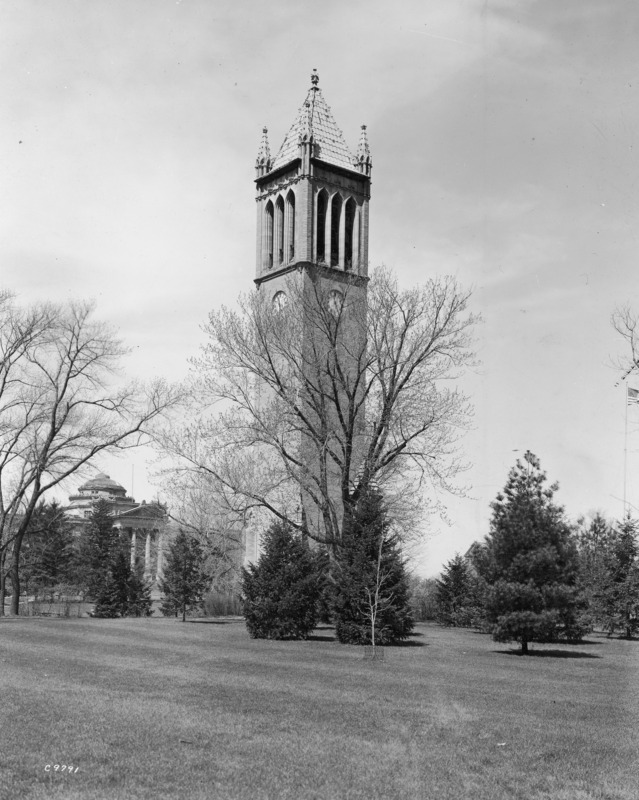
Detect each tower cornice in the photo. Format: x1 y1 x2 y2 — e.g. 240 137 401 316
254 261 369 289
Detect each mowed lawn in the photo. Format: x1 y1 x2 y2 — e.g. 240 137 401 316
0 619 637 800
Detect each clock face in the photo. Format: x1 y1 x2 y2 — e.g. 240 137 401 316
272 291 288 311
328 289 343 317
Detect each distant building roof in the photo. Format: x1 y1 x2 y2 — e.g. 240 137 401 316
77 472 127 495
271 69 357 173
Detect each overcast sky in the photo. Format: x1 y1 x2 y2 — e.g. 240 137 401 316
3 0 639 574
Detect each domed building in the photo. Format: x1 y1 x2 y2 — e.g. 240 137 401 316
66 473 169 583
66 473 137 519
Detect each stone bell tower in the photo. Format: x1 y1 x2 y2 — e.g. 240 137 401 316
250 70 372 545
254 68 372 301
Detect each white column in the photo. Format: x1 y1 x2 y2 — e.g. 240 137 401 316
130 529 136 568
144 531 151 580
156 530 164 582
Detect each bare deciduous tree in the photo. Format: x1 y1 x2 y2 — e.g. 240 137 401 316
0 295 181 615
157 268 477 549
612 305 639 382
157 470 245 594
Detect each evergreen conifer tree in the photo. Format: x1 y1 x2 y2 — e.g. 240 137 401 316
20 502 76 594
93 545 153 618
77 498 120 599
479 451 585 653
242 521 320 639
332 485 413 645
600 514 639 638
126 561 154 617
435 554 476 627
576 512 614 630
93 548 130 618
159 530 211 621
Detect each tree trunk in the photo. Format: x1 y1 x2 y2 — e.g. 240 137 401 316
182 602 186 622
521 637 528 654
0 564 5 618
10 530 26 615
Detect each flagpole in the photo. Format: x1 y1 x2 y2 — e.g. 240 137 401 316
624 386 628 514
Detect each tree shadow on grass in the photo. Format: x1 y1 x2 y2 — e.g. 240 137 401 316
496 648 601 659
305 628 428 646
393 638 428 648
189 619 241 625
559 639 603 646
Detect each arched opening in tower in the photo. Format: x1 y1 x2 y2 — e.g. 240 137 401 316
265 201 274 268
316 190 327 263
344 198 356 271
286 190 296 262
330 194 342 267
275 196 285 265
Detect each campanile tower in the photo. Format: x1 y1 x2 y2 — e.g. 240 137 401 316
249 70 372 544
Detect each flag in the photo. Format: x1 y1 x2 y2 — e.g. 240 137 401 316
628 387 639 405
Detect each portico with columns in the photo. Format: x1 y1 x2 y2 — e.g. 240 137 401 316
112 503 167 583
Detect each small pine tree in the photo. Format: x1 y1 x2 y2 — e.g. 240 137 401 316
480 451 585 653
242 521 320 639
435 554 477 627
600 514 639 638
93 545 153 618
77 498 120 599
93 548 130 618
159 530 211 621
127 562 154 617
332 486 413 646
576 512 615 630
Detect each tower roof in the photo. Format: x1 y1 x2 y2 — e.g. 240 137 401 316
271 69 358 172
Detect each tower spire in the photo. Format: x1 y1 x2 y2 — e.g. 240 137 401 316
255 126 272 177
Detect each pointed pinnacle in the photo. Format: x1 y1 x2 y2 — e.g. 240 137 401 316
256 126 271 168
356 124 371 163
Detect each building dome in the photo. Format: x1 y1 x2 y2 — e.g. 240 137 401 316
77 472 127 496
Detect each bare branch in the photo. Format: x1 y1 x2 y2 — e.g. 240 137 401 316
0 294 184 614
155 267 478 549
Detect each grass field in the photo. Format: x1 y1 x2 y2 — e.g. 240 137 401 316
1 618 637 800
